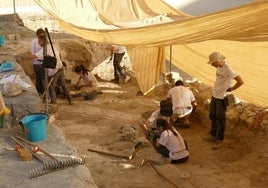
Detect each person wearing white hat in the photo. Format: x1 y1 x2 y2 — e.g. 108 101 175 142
203 52 244 149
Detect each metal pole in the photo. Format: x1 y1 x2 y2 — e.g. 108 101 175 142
44 32 48 112
169 45 172 73
13 0 17 43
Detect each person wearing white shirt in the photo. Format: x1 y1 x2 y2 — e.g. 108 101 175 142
154 119 189 164
203 52 244 149
24 34 72 105
30 28 45 95
107 44 127 83
71 65 99 96
167 80 197 127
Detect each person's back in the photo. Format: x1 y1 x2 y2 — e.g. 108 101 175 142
167 80 196 115
159 128 189 161
168 86 194 112
155 119 189 164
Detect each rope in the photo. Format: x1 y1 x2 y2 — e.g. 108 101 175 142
145 160 180 188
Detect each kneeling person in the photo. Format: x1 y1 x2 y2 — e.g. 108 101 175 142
71 65 100 99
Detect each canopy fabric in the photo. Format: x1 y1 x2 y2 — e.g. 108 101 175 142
128 46 166 95
165 40 268 108
34 0 268 107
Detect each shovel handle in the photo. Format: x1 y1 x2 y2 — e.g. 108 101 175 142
239 110 268 137
87 148 129 159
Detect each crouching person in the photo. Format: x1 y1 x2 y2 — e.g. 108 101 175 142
154 119 189 164
70 65 101 100
167 80 197 128
144 100 173 140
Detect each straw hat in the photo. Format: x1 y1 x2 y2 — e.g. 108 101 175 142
207 52 226 64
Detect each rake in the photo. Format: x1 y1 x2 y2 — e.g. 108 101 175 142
29 156 85 179
15 136 58 161
11 136 85 178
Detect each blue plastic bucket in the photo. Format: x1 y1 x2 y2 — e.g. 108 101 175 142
21 113 48 142
0 36 4 47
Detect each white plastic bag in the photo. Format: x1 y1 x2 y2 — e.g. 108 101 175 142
2 82 22 97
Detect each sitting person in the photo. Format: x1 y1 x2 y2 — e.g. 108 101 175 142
167 80 197 127
154 118 189 164
70 65 100 97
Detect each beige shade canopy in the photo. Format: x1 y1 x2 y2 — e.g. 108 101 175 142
35 0 268 107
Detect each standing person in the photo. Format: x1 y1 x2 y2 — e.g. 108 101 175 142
70 65 100 96
154 119 189 164
167 80 197 127
203 52 244 149
24 35 72 105
107 44 127 83
30 28 45 95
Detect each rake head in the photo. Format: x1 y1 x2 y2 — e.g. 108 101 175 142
30 156 86 179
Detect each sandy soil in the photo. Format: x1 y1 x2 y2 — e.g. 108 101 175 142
1 28 267 188
53 79 268 188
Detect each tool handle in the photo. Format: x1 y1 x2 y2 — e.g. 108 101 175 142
15 136 58 161
41 77 54 100
10 136 45 163
87 148 129 159
239 111 268 136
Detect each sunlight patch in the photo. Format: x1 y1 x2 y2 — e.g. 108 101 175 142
119 163 135 169
101 90 126 94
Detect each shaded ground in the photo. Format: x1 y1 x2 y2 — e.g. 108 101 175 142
53 79 268 188
1 13 267 187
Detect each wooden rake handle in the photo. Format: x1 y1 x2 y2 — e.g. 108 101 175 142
15 136 58 161
10 136 45 163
